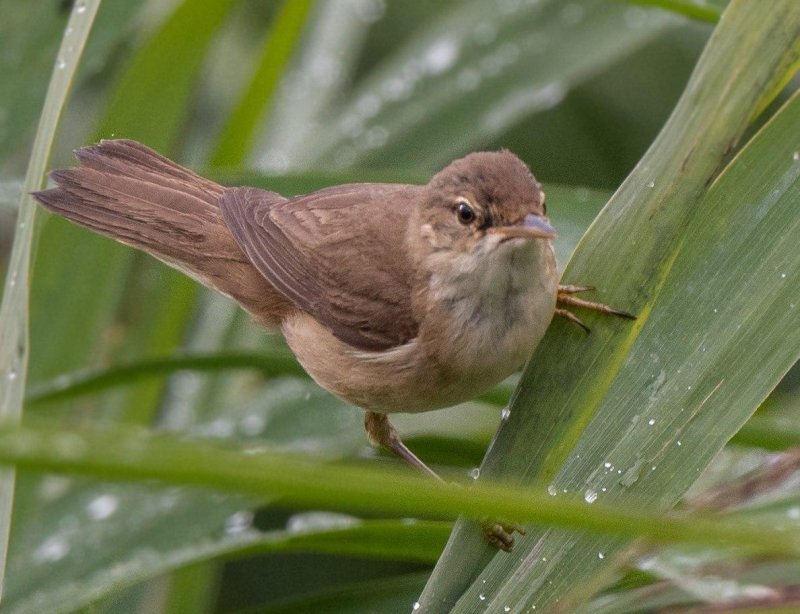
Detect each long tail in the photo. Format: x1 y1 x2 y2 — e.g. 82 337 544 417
33 139 291 328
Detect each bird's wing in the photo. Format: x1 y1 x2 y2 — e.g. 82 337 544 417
220 183 421 351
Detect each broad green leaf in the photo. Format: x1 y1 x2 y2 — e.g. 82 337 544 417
269 0 677 172
589 463 800 612
94 0 237 151
421 2 800 611
4 379 366 614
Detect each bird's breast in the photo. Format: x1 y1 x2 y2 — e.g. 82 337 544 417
420 238 558 386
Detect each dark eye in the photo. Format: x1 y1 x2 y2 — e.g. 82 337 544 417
456 201 476 225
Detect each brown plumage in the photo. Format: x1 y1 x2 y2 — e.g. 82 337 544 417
34 140 292 328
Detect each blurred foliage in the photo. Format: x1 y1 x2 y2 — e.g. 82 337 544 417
0 0 798 612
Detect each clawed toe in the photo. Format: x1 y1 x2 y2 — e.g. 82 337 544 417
481 517 526 552
555 284 636 332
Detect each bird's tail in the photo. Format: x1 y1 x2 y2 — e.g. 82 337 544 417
33 139 290 328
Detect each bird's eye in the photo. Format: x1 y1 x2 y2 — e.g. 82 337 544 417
455 201 476 225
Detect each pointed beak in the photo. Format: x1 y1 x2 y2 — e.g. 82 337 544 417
488 214 557 241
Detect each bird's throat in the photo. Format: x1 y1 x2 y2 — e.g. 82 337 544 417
420 237 558 381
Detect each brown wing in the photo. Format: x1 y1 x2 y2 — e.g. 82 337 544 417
219 183 421 351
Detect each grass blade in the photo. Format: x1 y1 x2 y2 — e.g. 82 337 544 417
0 0 100 597
209 0 314 167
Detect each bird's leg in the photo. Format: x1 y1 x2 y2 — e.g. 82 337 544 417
556 284 636 333
364 411 442 481
363 411 525 552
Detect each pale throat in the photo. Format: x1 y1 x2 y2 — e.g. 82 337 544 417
422 235 558 380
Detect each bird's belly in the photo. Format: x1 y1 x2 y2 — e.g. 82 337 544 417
281 241 558 414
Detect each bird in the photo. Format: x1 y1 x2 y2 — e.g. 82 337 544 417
34 139 632 550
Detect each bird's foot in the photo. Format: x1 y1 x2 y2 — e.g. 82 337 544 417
556 284 635 333
480 517 526 552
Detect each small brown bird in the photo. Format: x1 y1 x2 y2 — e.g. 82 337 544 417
34 140 631 549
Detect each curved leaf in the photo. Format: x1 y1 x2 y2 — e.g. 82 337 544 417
421 1 800 611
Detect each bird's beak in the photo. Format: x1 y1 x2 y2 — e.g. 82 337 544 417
488 214 557 241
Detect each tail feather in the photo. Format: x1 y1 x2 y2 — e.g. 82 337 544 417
33 139 292 329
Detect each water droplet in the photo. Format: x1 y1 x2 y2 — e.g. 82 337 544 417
584 489 598 504
362 125 389 149
382 77 412 101
205 418 234 438
38 476 72 502
500 407 511 420
86 493 118 520
620 458 645 487
240 413 265 436
598 551 605 559
224 510 254 535
479 593 486 601
34 535 70 563
648 418 655 426
547 484 557 496
412 602 421 611
423 38 459 75
469 467 481 480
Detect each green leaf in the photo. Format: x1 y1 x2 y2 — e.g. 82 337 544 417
256 572 430 614
421 2 800 611
276 0 678 172
94 0 237 151
209 0 314 167
626 0 723 23
4 379 367 613
0 423 799 557
0 0 101 592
